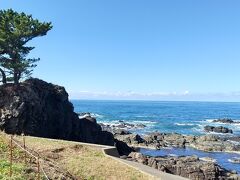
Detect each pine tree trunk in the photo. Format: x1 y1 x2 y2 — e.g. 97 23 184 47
13 71 19 84
0 68 6 84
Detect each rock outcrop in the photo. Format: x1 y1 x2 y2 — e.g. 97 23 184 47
99 121 146 134
204 125 233 134
0 79 115 146
127 152 239 180
213 118 240 124
114 131 240 153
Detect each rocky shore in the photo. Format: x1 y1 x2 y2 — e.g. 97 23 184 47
99 121 240 153
114 131 240 152
100 121 240 179
125 152 239 179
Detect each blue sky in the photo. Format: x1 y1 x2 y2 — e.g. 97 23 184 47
1 0 240 101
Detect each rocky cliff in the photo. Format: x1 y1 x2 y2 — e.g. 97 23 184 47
0 78 114 146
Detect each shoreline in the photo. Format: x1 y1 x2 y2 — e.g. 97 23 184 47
134 144 240 155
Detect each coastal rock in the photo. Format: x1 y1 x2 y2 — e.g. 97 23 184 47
100 121 146 133
115 139 135 156
129 152 147 164
117 131 240 153
228 158 240 164
128 152 239 180
213 118 240 124
193 135 240 152
164 133 186 147
204 125 233 134
114 134 145 145
143 132 187 148
0 79 115 146
82 116 97 124
113 129 132 135
224 136 240 143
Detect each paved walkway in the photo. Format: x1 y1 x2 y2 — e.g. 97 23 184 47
102 146 188 180
111 156 188 180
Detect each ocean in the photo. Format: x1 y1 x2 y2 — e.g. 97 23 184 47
72 100 240 136
71 100 240 173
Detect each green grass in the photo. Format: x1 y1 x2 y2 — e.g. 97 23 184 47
0 133 152 180
0 160 26 180
16 136 152 180
0 134 36 180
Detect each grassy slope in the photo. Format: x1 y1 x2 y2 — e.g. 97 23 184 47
4 134 151 180
0 134 36 180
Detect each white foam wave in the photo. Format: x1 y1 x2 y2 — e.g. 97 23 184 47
174 123 195 126
168 154 178 157
205 119 215 122
191 127 205 134
132 120 157 124
228 158 240 164
90 113 104 118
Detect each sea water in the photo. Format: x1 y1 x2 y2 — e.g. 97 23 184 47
72 100 240 135
72 100 240 173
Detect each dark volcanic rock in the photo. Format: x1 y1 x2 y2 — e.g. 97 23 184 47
113 129 132 135
204 125 233 134
115 139 135 156
0 78 114 146
83 116 97 124
99 121 146 133
213 118 239 124
115 131 240 152
115 134 145 145
224 136 240 143
128 152 239 180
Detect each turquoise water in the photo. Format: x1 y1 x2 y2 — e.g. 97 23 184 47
72 100 240 173
72 100 240 136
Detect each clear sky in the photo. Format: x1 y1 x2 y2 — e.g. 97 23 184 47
1 0 240 101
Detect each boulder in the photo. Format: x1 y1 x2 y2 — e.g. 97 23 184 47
204 125 233 134
83 116 97 124
115 139 135 156
113 129 131 135
128 152 147 164
212 118 238 124
114 134 145 145
164 133 186 147
143 132 186 148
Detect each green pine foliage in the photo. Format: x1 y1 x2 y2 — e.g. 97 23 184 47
0 9 52 84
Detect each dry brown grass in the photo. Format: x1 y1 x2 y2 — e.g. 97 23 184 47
14 135 152 180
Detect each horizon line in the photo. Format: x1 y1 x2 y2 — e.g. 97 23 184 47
69 99 240 103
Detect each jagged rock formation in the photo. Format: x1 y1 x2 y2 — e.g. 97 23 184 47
114 132 240 152
213 118 240 124
204 125 233 134
0 78 115 146
127 152 239 180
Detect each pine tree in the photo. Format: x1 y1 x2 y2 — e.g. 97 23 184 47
0 9 52 84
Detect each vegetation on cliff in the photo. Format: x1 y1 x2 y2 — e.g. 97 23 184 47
0 9 52 84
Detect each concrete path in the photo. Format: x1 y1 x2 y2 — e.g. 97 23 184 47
102 146 188 180
111 156 188 180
